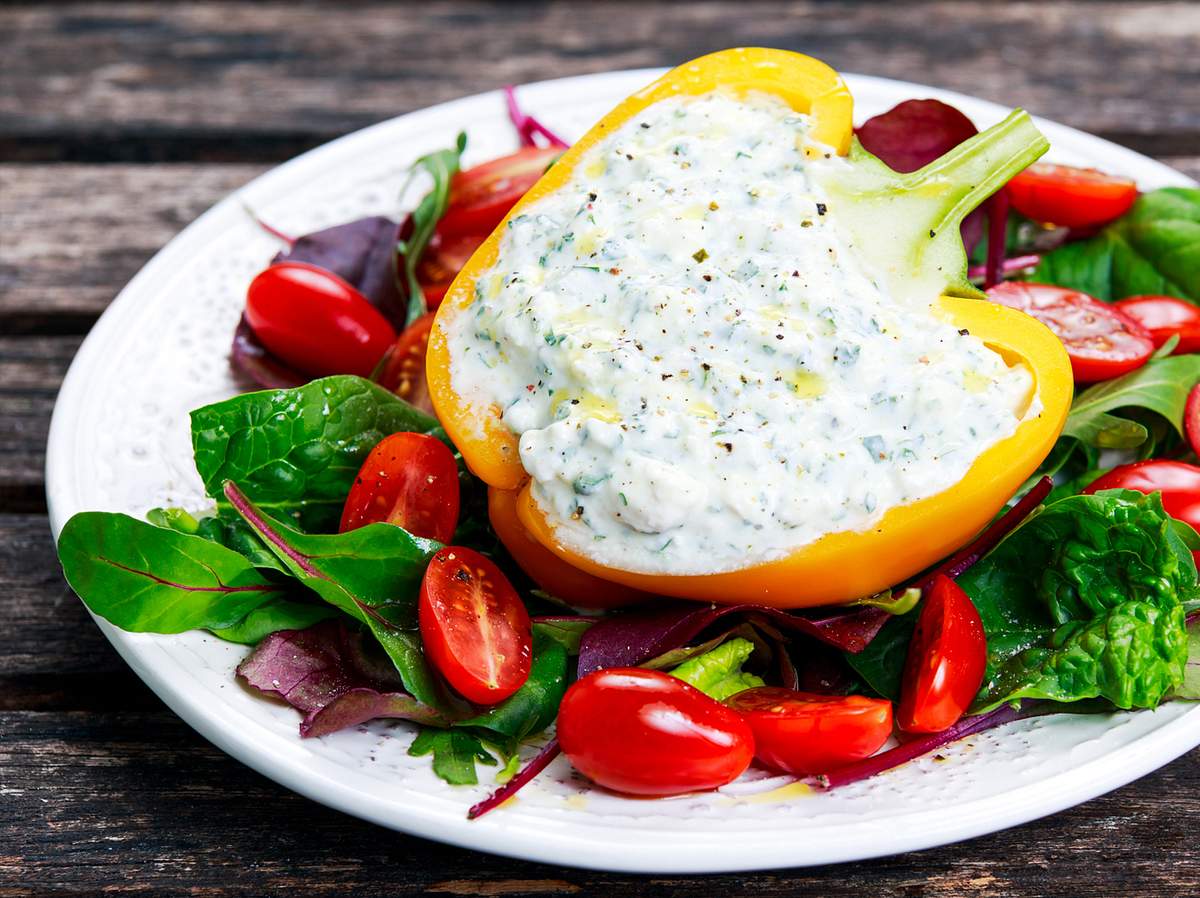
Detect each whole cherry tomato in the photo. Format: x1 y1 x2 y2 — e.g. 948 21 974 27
898 575 987 733
987 282 1155 383
340 431 460 542
1083 460 1200 537
486 487 648 610
419 546 532 705
1113 295 1200 355
1006 163 1138 229
245 262 396 378
557 668 754 796
436 146 562 239
726 688 893 776
376 313 436 414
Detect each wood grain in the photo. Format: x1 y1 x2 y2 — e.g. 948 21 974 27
1 708 1197 896
2 2 1198 161
3 157 1197 336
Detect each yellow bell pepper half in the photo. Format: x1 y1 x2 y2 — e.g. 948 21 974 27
428 48 1073 608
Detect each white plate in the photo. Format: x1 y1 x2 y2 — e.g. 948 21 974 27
46 67 1199 873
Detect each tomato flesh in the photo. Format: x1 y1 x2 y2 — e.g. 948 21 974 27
416 231 487 308
1084 460 1200 535
340 432 459 542
376 313 436 414
1113 295 1200 355
727 688 892 775
436 147 562 239
419 547 531 705
557 668 754 796
1187 385 1200 459
987 282 1154 383
1006 163 1138 229
898 575 987 733
245 262 396 378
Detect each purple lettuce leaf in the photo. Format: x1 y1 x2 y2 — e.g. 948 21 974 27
270 215 408 328
504 85 570 149
237 620 448 737
230 314 307 390
856 98 987 253
576 602 889 678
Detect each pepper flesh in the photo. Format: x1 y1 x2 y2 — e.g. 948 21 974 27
428 48 1073 607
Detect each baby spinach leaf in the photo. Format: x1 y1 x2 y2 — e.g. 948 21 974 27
399 133 467 326
1169 617 1200 700
224 481 443 704
1061 354 1200 449
668 637 765 701
408 729 497 786
1032 188 1200 301
191 375 441 532
57 512 287 633
531 617 594 655
210 598 342 645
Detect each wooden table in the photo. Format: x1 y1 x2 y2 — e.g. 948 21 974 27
3 3 1198 894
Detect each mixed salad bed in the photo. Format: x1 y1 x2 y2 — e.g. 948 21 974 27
58 79 1200 818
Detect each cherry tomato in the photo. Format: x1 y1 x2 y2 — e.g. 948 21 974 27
1083 460 1200 535
1187 385 1200 458
245 262 396 378
1006 163 1138 229
987 282 1155 383
486 487 648 610
557 668 754 796
376 313 435 414
726 688 893 775
1113 295 1200 355
416 230 486 307
419 546 532 705
898 575 986 733
340 432 460 542
436 146 562 239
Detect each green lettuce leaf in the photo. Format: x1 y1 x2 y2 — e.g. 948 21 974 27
408 729 496 785
1032 188 1200 302
209 598 342 645
399 133 467 326
668 637 765 701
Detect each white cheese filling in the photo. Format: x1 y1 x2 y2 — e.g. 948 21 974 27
448 90 1036 575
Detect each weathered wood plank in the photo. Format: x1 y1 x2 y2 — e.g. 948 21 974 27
3 156 1197 334
0 164 266 334
0 514 158 711
0 337 80 511
1 707 1196 895
2 2 1198 161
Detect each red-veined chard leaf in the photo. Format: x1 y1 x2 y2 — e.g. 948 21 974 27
57 511 287 632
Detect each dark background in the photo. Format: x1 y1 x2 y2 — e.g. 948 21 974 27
2 2 1198 895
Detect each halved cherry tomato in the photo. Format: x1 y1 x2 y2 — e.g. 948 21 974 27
245 262 396 378
419 546 531 705
1187 385 1200 458
377 313 436 413
339 432 459 541
898 575 986 733
1083 460 1200 536
987 282 1155 383
486 487 648 610
557 668 754 796
1113 295 1200 355
416 231 487 307
726 688 892 775
1006 163 1138 229
436 146 562 239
